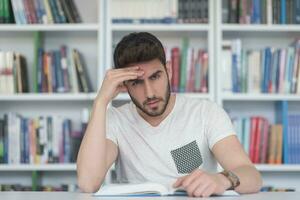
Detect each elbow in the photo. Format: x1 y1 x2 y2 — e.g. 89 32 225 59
254 171 263 193
77 176 102 193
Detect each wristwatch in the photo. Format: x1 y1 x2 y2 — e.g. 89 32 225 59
220 170 240 190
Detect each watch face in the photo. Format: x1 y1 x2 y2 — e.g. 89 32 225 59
228 171 240 188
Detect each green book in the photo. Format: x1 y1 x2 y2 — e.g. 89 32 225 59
179 37 189 92
0 0 4 23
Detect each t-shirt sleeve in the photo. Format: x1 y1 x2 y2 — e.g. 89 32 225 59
106 106 119 146
204 101 236 150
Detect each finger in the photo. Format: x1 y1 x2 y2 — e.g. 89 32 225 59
193 182 210 197
201 185 215 198
111 71 144 81
181 170 203 188
111 66 141 73
173 176 187 188
185 177 205 196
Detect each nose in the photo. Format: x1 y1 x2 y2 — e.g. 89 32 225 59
144 80 155 99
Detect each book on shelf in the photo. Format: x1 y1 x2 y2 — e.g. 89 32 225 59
94 182 239 197
223 0 267 24
165 38 209 93
111 0 208 24
232 110 300 164
222 0 300 24
0 183 77 192
0 108 89 164
1 0 82 24
232 116 284 164
0 51 29 94
222 39 300 94
261 185 296 192
34 45 93 94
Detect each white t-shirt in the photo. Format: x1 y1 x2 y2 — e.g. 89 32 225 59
106 94 235 185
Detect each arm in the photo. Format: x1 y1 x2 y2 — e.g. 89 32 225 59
212 135 262 194
173 135 262 197
76 66 144 192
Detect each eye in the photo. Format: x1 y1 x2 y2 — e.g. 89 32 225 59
150 73 160 80
131 80 142 86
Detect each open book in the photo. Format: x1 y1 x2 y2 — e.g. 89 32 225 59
93 182 239 197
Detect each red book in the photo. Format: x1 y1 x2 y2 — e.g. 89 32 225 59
254 117 263 163
249 117 258 162
171 47 180 92
260 118 270 163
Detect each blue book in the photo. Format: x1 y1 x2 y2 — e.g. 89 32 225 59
275 101 289 164
295 0 300 24
280 0 286 24
37 48 44 93
251 0 261 24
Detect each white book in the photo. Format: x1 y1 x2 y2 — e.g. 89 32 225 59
69 49 79 93
248 51 261 93
52 115 63 160
8 113 21 164
0 51 6 93
6 52 15 94
221 41 232 93
94 182 239 197
267 0 272 25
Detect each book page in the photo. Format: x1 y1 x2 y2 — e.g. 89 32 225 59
93 182 169 196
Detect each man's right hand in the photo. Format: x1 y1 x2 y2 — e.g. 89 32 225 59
96 66 144 105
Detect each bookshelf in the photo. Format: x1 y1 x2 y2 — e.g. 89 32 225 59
216 0 300 191
0 0 102 191
0 0 300 192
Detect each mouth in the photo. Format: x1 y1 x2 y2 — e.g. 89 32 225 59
146 99 160 108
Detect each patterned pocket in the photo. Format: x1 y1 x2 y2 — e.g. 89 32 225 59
171 140 203 174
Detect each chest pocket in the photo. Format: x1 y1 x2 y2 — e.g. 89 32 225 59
170 140 203 174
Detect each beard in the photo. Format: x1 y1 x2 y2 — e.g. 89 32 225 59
128 81 171 117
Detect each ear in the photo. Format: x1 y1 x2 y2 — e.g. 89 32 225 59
165 61 172 82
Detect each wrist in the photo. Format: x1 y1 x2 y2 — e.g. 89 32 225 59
219 170 241 190
94 95 110 107
217 173 232 191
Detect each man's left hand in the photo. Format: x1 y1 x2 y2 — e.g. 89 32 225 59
173 169 231 197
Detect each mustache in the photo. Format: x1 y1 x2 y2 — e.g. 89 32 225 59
143 97 163 106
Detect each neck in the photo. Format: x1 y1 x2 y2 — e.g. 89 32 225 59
137 93 176 127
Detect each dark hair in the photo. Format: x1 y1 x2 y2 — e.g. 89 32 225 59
113 32 166 69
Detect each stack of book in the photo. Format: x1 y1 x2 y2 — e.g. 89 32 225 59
166 43 209 93
222 0 300 24
0 0 82 24
111 0 209 24
222 39 300 94
232 114 300 164
0 111 89 164
35 46 93 93
0 183 77 192
0 51 29 94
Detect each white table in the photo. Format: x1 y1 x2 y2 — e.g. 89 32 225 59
0 191 298 200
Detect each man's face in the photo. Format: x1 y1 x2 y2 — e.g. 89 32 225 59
124 59 172 117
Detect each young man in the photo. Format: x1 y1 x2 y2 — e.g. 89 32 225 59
77 32 262 197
